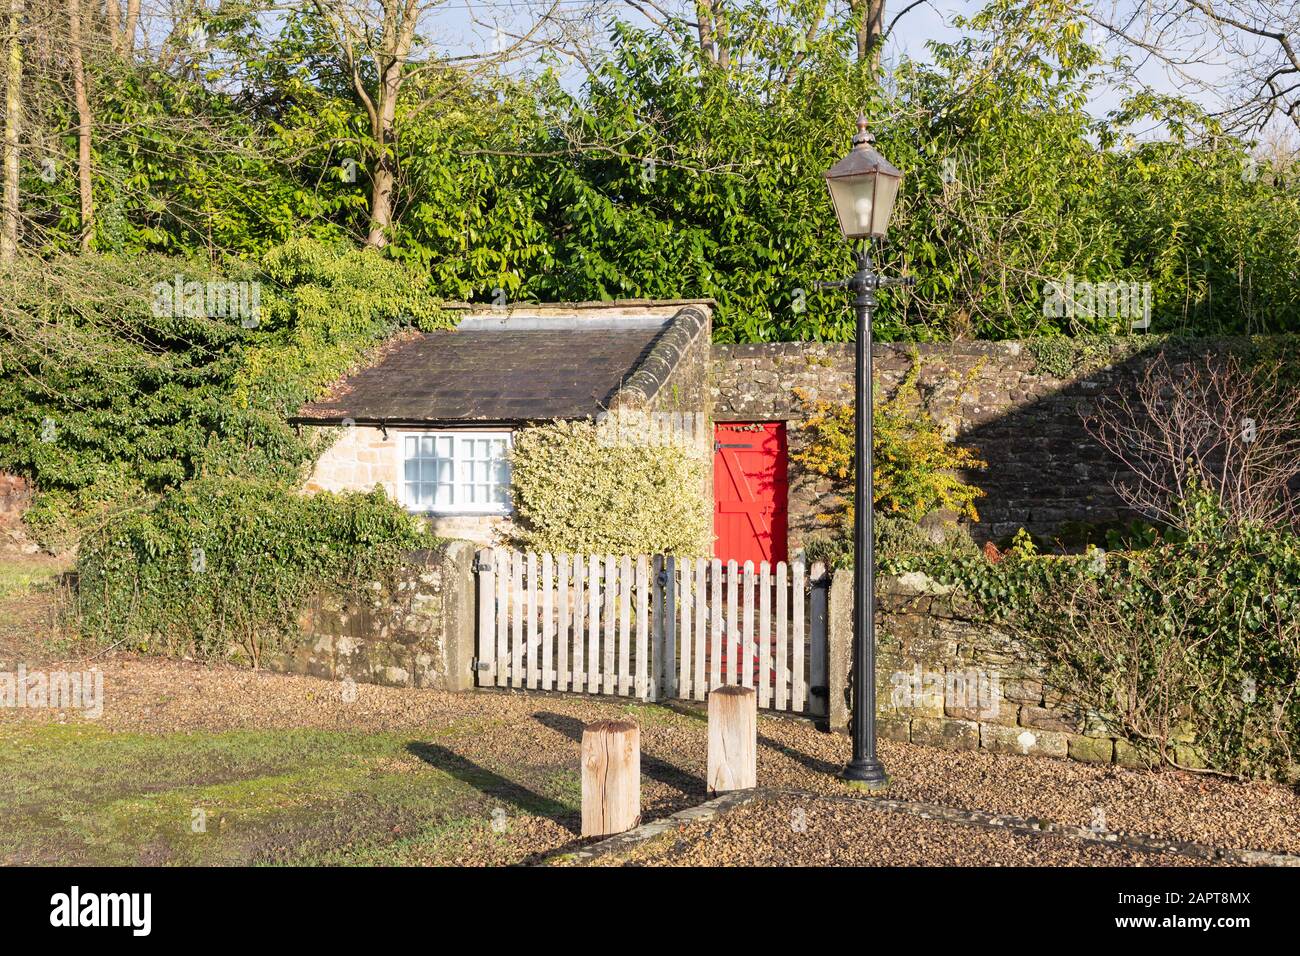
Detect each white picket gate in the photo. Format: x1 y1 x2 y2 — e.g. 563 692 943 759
474 549 828 715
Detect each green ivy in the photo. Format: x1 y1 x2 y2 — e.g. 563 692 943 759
886 500 1300 781
0 239 451 548
73 479 434 663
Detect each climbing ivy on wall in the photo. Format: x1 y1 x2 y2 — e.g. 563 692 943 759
508 418 711 556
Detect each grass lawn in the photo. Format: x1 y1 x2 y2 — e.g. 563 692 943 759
0 721 581 866
0 557 61 602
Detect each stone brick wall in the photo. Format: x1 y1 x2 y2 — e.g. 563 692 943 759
0 473 32 529
827 571 1148 767
712 340 1160 547
266 542 478 691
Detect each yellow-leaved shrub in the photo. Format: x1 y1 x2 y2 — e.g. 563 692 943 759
791 352 987 532
508 418 710 556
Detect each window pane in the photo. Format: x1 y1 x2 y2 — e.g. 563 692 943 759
398 432 513 512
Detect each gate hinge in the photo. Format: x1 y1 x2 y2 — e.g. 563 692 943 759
471 659 491 672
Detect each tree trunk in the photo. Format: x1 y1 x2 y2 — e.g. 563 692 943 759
696 0 729 68
695 0 715 64
713 0 729 69
68 0 93 250
1 0 20 262
362 2 416 249
364 60 401 248
366 157 394 248
123 0 138 53
853 0 885 69
105 0 120 54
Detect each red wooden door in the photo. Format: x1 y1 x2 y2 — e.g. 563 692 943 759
713 422 788 565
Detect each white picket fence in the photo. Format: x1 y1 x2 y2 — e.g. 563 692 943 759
474 549 828 715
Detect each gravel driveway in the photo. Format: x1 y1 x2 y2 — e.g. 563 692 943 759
594 792 1215 866
2 654 1297 865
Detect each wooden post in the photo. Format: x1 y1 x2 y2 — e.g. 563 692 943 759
651 555 664 700
808 561 829 717
581 719 641 837
707 685 757 793
662 555 677 700
475 548 496 687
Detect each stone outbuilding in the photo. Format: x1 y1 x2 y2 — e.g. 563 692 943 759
292 300 714 544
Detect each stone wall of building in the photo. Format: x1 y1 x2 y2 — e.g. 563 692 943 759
711 339 1164 547
827 571 1157 767
266 542 478 691
302 423 512 546
302 306 716 549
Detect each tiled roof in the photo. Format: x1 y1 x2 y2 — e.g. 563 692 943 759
293 326 665 424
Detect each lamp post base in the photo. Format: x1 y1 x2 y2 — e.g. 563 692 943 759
840 758 889 790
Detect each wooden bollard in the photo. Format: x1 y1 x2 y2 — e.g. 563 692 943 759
708 685 757 793
581 719 640 837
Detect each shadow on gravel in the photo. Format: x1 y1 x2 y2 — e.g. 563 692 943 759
756 731 843 776
405 742 575 826
532 711 708 795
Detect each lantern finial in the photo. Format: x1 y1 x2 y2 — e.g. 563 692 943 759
854 115 873 147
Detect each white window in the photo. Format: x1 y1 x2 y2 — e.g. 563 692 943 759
399 431 512 514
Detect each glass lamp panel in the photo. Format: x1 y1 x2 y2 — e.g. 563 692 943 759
871 174 901 236
827 176 876 239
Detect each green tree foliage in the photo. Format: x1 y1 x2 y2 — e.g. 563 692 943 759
0 240 450 547
17 1 1300 341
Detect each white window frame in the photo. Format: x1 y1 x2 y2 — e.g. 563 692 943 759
396 429 513 516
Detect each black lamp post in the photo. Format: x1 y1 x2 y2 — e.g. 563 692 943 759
819 116 909 789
